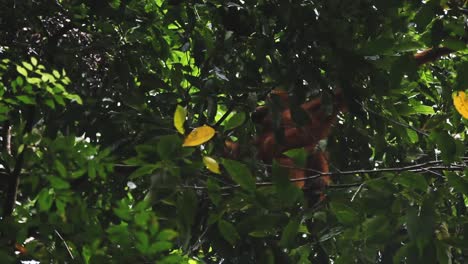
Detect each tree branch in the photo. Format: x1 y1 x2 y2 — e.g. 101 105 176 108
178 159 467 190
3 106 35 217
414 47 454 66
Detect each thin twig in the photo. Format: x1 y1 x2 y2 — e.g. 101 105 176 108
213 103 236 128
179 160 467 190
358 101 429 136
329 183 363 189
188 226 210 256
5 121 11 156
54 229 74 260
260 159 448 174
421 168 443 177
351 183 365 202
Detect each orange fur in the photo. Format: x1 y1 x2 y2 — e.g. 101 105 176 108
225 90 343 190
414 47 453 66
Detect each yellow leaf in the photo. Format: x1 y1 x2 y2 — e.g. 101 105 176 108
174 105 187 134
453 91 468 119
182 125 216 147
203 156 221 174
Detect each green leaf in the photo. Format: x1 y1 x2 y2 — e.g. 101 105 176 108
206 178 222 206
52 70 61 79
88 160 97 179
64 93 83 105
248 230 271 238
395 172 428 191
44 99 55 109
362 215 391 241
129 165 159 179
406 202 435 255
0 104 10 114
283 148 307 167
222 159 256 192
330 202 359 225
26 77 41 84
135 231 150 253
49 176 70 189
218 219 240 245
22 61 33 71
36 189 54 211
406 128 419 144
176 190 198 234
16 65 28 77
430 131 457 162
224 112 246 131
279 217 301 248
157 229 178 241
55 199 66 215
54 160 67 178
157 135 182 160
271 161 301 206
150 241 173 254
40 73 52 83
54 94 66 106
113 199 132 221
412 105 435 115
30 57 38 66
134 211 151 228
107 222 131 245
15 76 24 86
16 95 35 105
446 172 468 196
366 178 397 197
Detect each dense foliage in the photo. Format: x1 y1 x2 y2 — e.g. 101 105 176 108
1 0 468 263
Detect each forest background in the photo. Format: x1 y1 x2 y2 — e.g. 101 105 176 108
1 0 468 263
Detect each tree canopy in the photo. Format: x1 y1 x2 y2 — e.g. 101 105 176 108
1 0 468 263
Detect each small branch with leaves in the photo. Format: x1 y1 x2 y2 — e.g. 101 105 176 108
175 159 468 191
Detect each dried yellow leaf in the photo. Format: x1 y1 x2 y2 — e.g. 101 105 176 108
182 125 216 147
174 105 187 134
453 91 468 119
203 156 221 174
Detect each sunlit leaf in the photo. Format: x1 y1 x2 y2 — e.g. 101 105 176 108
173 105 187 134
182 125 215 147
30 57 38 66
203 156 221 174
453 91 468 118
64 93 83 105
412 104 435 115
16 65 28 77
224 112 246 131
52 70 61 79
22 61 33 71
